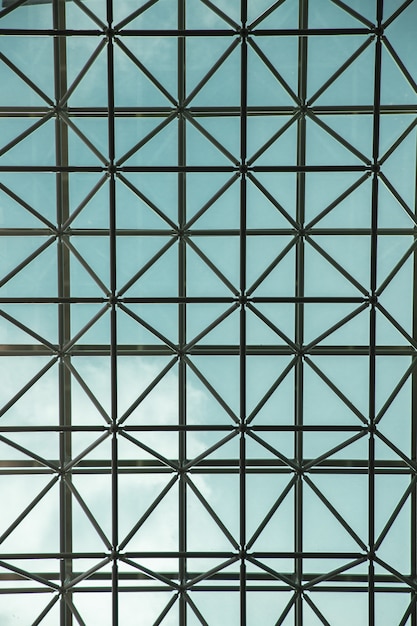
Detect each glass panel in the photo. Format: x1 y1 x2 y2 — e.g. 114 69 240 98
0 0 415 623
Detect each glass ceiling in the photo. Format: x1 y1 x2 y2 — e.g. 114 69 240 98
0 0 416 624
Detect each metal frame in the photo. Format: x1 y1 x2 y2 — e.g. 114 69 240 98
0 0 416 623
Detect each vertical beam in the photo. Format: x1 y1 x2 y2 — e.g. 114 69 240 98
239 2 247 624
53 0 72 623
411 67 417 626
295 1 308 623
106 0 118 623
178 0 187 623
369 2 383 625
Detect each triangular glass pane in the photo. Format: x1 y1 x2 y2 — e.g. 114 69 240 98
0 116 40 154
375 354 412 416
122 36 177 98
249 364 295 426
0 35 53 100
0 593 55 624
187 486 236 550
247 115 296 162
65 0 106 29
0 483 59 553
186 244 235 297
122 172 178 225
188 590 240 624
0 239 56 297
66 37 108 107
384 1 417 83
246 235 294 289
378 378 412 456
71 355 111 416
114 44 174 107
381 42 417 105
122 242 178 297
375 593 412 626
304 363 363 426
117 307 169 347
379 113 416 158
377 497 411 574
247 590 295 626
186 0 233 28
248 47 296 107
123 0 178 29
247 178 294 229
377 234 413 289
315 113 373 161
250 483 294 551
115 116 167 163
116 235 173 290
312 473 368 539
0 1 52 28
246 430 294 461
123 119 178 166
69 116 108 161
186 36 235 95
194 115 240 160
307 117 365 165
246 473 294 540
192 46 241 107
191 473 239 540
191 235 240 288
189 306 239 346
304 171 363 225
312 592 368 626
186 171 234 224
208 0 240 22
186 120 233 165
122 364 178 425
72 592 112 626
188 429 239 465
315 43 375 106
72 474 112 552
0 118 55 166
2 303 57 344
254 0 299 27
117 355 174 417
250 244 296 297
71 236 109 288
310 234 370 288
121 481 178 551
246 355 295 415
70 179 109 229
307 355 369 416
308 35 370 100
1 171 56 226
191 180 240 229
309 0 368 27
123 303 178 345
318 179 372 229
246 307 290 346
119 591 176 626
378 173 416 229
382 128 417 209
187 355 240 416
251 172 297 223
305 302 360 345
253 36 299 94
303 480 362 551
116 178 170 230
376 306 412 346
304 239 367 297
186 366 237 426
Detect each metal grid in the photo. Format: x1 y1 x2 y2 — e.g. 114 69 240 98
0 0 416 623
